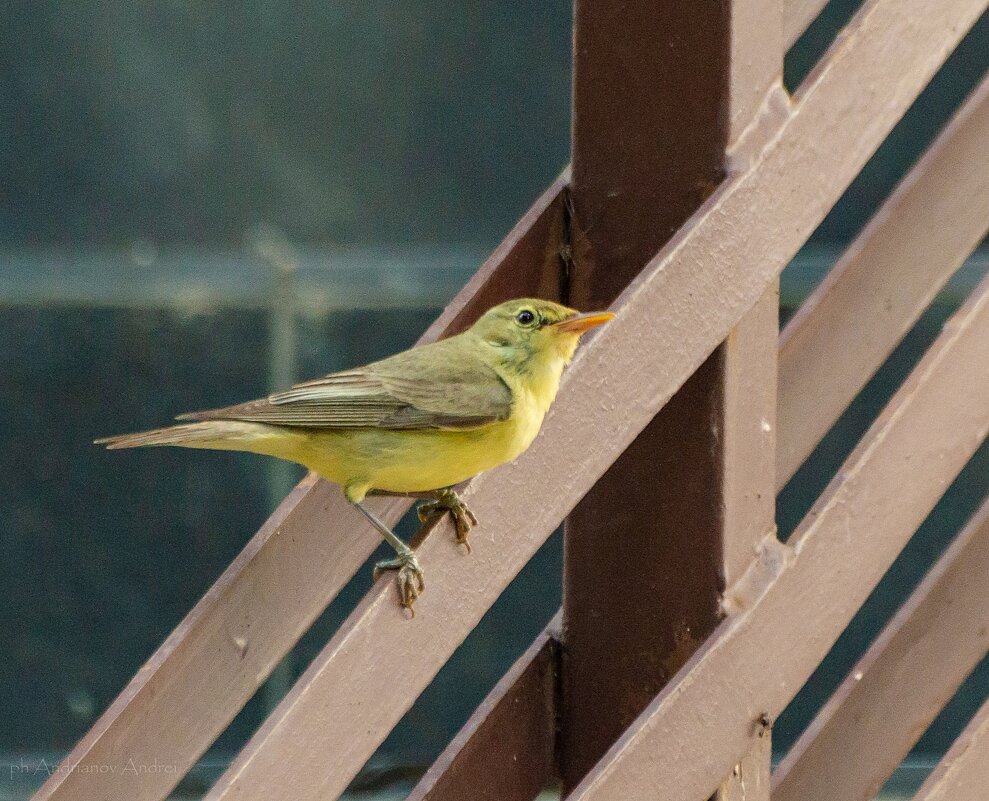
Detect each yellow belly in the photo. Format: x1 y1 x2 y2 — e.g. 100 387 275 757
294 408 543 501
205 370 556 502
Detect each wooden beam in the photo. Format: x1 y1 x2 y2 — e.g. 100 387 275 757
773 499 989 801
200 1 987 799
778 74 989 487
713 285 779 801
30 171 569 801
568 270 989 800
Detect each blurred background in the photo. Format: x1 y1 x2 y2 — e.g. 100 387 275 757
1 1 988 799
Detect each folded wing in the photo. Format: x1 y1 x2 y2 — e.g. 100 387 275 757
178 337 513 431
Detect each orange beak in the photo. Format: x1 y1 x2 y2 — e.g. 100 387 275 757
551 311 615 335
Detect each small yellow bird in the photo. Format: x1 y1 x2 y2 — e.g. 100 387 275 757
97 298 613 610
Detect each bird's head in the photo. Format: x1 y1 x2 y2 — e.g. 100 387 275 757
469 298 614 376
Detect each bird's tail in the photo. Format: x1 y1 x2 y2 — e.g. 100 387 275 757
95 420 278 451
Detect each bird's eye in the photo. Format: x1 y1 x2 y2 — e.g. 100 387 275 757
515 309 537 327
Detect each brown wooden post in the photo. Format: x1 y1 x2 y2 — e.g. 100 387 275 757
562 0 783 792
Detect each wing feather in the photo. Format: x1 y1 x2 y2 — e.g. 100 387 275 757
178 336 513 430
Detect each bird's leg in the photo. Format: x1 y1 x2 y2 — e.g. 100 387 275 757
352 502 424 613
368 487 478 553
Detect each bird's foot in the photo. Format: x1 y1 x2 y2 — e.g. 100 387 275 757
417 488 478 553
373 551 425 614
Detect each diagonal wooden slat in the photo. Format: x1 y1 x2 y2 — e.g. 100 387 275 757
30 171 569 801
778 71 989 487
568 272 989 801
202 1 988 799
912 693 989 801
407 619 560 801
772 498 989 801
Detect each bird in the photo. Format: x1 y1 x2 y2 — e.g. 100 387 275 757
97 298 613 611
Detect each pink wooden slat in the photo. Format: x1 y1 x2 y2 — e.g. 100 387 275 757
772 498 989 801
567 275 989 801
912 693 989 801
30 171 569 801
778 73 989 487
203 1 988 798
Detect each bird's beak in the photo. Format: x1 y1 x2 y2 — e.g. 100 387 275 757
551 311 615 334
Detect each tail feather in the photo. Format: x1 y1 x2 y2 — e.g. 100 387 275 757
95 421 261 450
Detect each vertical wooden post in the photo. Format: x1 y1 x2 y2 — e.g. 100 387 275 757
714 287 778 801
562 0 782 793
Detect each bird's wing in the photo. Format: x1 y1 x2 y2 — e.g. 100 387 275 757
178 338 513 430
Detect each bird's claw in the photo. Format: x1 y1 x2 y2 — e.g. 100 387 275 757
417 489 478 553
373 551 425 615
